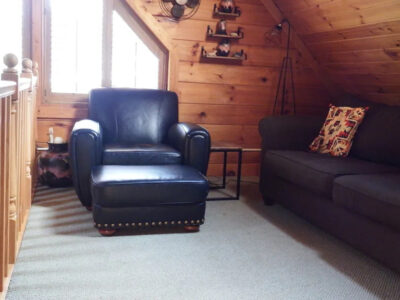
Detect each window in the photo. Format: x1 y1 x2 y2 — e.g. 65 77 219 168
48 0 103 94
0 0 30 64
44 0 167 103
111 11 160 89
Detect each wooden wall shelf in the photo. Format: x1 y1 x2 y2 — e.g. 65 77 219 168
207 26 244 40
200 47 246 64
213 4 241 18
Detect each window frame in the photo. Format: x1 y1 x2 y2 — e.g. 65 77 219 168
23 0 32 59
43 0 168 104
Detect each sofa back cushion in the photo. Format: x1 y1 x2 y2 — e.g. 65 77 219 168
351 104 400 167
333 94 371 108
333 95 400 167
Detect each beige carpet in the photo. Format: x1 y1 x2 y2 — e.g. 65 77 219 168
6 178 400 300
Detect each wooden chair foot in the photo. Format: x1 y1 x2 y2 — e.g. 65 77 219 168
184 225 200 232
85 206 92 211
98 229 116 236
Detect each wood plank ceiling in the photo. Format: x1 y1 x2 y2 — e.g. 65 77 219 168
272 0 400 105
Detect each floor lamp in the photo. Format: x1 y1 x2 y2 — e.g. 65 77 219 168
271 19 296 115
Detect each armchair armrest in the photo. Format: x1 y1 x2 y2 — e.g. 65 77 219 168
259 115 324 152
69 119 103 207
168 123 211 175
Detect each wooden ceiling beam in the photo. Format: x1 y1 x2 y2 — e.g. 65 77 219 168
259 0 343 98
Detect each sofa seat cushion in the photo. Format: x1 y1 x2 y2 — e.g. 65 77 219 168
103 144 182 165
91 165 209 208
264 150 398 197
333 174 400 231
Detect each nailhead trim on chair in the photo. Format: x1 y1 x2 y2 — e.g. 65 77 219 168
94 219 205 229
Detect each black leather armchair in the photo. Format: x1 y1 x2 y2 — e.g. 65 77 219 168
70 88 210 208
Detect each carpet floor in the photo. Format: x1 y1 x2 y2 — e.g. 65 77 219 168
6 178 400 300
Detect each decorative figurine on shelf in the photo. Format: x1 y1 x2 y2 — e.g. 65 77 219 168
216 19 227 35
216 39 231 57
37 128 73 188
233 51 242 58
219 0 235 13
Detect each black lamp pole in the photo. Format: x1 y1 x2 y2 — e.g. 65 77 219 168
272 19 296 115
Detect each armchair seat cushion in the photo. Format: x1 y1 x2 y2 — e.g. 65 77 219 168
91 165 209 208
333 174 400 231
263 150 398 197
103 144 182 165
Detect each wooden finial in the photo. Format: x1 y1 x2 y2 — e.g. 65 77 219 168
3 53 19 73
21 58 36 91
2 54 20 99
22 58 33 74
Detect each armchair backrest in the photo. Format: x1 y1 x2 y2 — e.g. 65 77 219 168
89 88 178 145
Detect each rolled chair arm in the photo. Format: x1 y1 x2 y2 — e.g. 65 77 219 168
69 119 103 207
168 123 211 175
258 115 324 152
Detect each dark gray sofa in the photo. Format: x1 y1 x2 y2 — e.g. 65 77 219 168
259 96 400 273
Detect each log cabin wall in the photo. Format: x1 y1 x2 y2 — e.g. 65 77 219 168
273 0 400 106
33 0 332 176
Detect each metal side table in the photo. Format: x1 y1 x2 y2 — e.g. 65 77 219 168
207 142 242 201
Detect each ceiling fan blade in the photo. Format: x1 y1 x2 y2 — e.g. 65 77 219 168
186 0 199 8
171 4 185 19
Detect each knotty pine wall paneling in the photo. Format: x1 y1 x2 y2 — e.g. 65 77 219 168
33 0 331 176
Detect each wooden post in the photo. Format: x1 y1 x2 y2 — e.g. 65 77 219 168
21 59 34 212
1 54 20 264
28 61 38 195
0 84 12 291
0 81 13 292
0 87 4 291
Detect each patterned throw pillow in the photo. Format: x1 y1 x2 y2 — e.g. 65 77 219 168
310 105 368 157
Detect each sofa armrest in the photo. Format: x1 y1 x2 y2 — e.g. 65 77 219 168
69 119 103 207
167 123 211 175
259 115 324 151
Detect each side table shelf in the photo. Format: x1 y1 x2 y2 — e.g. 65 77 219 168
207 144 262 201
206 25 244 40
201 47 247 64
213 4 241 18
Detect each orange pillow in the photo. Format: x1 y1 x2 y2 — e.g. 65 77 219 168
310 105 368 157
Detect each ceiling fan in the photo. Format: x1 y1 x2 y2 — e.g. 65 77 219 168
160 0 201 20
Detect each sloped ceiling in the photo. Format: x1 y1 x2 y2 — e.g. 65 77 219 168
272 0 400 105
